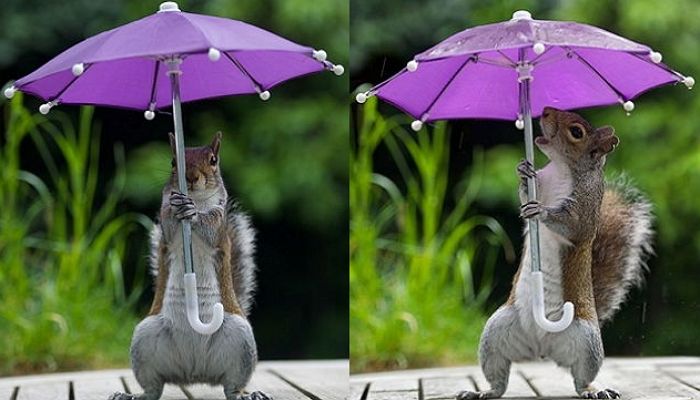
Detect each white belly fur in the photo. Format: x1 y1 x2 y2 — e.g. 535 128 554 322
163 231 222 327
514 162 574 351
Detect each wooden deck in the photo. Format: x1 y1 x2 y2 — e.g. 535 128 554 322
350 357 700 400
0 360 347 400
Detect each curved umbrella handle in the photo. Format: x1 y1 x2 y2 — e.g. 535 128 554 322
531 271 574 332
184 273 225 335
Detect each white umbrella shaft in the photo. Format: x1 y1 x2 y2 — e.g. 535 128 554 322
518 51 574 332
167 58 224 335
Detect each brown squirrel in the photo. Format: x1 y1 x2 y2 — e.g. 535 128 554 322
110 132 269 400
458 107 653 400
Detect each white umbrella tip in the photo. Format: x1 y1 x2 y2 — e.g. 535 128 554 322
313 50 327 62
72 63 85 76
649 51 662 64
411 120 423 131
208 48 221 62
684 76 695 89
4 86 16 99
355 92 368 104
144 110 155 120
39 102 54 115
259 90 271 101
512 10 532 20
333 64 345 76
158 1 180 12
406 60 419 72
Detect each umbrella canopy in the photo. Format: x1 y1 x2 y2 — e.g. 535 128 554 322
356 10 692 333
357 10 693 126
4 1 343 335
5 1 343 114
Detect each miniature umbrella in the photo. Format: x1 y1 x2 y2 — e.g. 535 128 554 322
356 10 693 332
5 1 344 335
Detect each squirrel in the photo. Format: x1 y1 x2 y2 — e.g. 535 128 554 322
457 107 653 400
109 132 270 400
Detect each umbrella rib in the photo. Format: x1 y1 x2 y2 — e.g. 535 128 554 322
223 51 264 91
420 55 476 120
50 64 93 102
568 48 626 101
147 60 161 108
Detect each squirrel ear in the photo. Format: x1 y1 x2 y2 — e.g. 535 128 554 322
168 132 176 156
211 131 222 155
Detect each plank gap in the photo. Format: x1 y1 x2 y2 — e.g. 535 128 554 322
267 369 322 400
517 371 541 397
179 385 195 400
467 375 480 392
659 369 700 393
360 383 370 400
120 376 132 394
10 387 18 400
68 381 75 400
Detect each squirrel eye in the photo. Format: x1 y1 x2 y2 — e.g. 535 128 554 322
569 125 584 140
210 155 217 166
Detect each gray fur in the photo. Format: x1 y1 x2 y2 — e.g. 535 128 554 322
226 201 258 316
593 175 654 322
459 305 606 400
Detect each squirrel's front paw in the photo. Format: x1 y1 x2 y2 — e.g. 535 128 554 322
580 388 620 399
520 200 547 220
517 159 536 181
169 191 196 220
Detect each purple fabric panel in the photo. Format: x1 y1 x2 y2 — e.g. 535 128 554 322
232 50 325 89
427 60 519 121
376 56 471 119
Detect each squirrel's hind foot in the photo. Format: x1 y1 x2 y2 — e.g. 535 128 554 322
580 388 620 399
456 390 502 400
228 390 273 400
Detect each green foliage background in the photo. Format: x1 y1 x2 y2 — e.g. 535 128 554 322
351 0 700 371
1 0 348 375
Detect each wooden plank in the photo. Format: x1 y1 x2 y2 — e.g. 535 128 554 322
269 362 348 400
246 369 309 400
471 369 537 398
514 362 574 397
368 378 418 392
16 381 68 400
181 384 224 400
422 376 474 399
73 377 125 400
349 382 367 400
366 391 419 400
595 363 699 400
122 374 186 400
0 387 16 400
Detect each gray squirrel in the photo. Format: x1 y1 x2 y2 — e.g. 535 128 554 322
110 132 270 400
458 107 653 400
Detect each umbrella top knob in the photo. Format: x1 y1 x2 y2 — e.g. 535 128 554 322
512 10 533 20
158 1 181 12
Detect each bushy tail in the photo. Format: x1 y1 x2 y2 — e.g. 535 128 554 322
226 201 258 317
592 175 654 323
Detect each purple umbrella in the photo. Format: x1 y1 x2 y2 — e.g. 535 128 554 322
4 1 343 335
356 10 693 332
